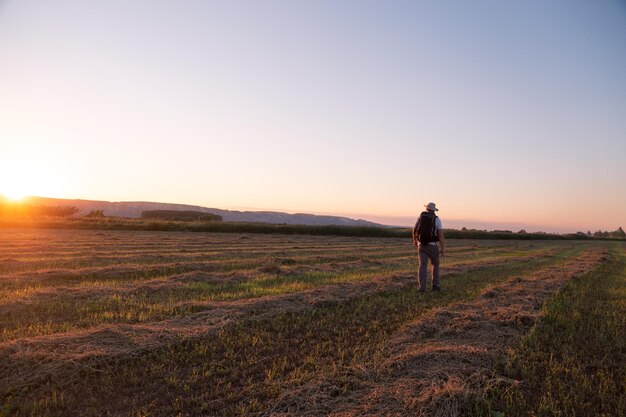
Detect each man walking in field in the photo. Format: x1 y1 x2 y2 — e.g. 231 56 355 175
412 202 445 292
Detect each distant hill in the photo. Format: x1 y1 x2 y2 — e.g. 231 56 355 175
24 197 384 227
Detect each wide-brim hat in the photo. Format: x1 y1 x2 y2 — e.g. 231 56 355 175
425 202 439 211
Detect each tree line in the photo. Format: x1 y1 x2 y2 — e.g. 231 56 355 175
588 227 625 238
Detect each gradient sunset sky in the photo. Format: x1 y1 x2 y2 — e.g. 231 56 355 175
1 1 625 232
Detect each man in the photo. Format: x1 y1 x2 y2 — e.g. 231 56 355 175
412 202 445 292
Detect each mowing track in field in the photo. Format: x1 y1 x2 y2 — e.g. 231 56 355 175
0 229 603 416
262 249 607 416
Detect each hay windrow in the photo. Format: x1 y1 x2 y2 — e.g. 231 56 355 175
263 249 607 416
0 244 550 340
0 251 554 392
0 229 597 416
0 250 550 344
0 247 550 307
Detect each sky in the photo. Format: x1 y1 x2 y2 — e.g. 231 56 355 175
0 0 625 233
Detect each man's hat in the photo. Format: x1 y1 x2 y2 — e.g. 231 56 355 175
425 202 439 211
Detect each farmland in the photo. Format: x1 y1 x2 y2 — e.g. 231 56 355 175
0 228 624 416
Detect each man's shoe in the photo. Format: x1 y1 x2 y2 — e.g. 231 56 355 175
418 289 426 293
432 286 441 292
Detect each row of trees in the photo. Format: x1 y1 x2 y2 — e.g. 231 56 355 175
461 226 626 238
141 210 223 222
0 202 224 223
588 227 625 238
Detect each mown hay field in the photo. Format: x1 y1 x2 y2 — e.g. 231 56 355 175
0 228 624 416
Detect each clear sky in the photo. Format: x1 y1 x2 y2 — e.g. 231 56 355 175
1 1 625 232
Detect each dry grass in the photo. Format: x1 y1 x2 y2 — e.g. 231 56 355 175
476 247 626 416
0 227 616 416
262 250 606 416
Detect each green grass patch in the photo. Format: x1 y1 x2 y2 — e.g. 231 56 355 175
476 243 626 417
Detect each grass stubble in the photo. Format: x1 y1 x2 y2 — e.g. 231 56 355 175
473 242 626 417
0 228 620 416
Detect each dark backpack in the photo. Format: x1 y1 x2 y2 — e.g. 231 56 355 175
416 211 439 244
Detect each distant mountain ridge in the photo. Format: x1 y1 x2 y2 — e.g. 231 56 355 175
24 197 384 227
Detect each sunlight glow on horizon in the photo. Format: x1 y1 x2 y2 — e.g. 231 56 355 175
0 158 66 203
1 192 26 202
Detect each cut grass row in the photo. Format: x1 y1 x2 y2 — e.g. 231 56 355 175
0 239 515 262
1 243 590 416
0 242 519 278
1 240 554 293
0 239 406 260
0 245 549 298
0 247 558 342
0 242 410 275
474 242 626 416
0 228 543 272
0 236 554 305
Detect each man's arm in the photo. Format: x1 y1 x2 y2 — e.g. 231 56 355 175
438 229 445 256
412 221 419 246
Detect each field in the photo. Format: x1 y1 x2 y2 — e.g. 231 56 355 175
0 228 624 416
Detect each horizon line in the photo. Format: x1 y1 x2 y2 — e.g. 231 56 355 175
3 194 614 235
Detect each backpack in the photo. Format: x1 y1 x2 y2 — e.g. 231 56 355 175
416 211 439 244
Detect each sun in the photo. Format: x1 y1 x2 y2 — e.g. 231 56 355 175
1 173 31 202
2 189 26 201
0 159 58 201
